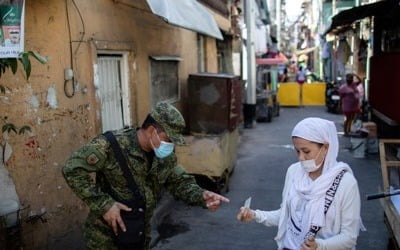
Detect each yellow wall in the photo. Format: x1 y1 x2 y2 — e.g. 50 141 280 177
0 0 226 248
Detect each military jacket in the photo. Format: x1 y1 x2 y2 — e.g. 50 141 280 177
63 128 205 249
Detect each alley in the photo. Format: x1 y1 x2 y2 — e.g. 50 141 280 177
152 106 389 250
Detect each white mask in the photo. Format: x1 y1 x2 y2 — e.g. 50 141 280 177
300 147 325 173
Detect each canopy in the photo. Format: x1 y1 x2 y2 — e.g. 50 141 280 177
146 0 223 40
256 58 287 65
324 0 397 35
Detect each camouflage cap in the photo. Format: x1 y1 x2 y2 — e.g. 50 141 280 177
151 102 186 145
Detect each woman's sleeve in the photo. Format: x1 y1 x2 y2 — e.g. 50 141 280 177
315 175 360 250
254 209 281 226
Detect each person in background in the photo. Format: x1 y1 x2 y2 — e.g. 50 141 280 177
237 117 363 250
353 75 364 111
63 102 229 250
296 66 306 106
339 74 360 135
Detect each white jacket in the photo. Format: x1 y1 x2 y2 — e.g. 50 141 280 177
254 163 361 250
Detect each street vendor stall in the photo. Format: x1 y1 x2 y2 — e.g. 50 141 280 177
255 58 285 122
175 129 239 193
175 73 242 193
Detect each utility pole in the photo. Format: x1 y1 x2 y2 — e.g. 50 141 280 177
243 0 256 128
276 0 281 50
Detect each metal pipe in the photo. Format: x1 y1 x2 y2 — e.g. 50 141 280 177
276 0 281 50
245 0 256 104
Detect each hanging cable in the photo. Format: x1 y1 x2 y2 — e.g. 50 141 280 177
71 0 85 56
64 0 75 98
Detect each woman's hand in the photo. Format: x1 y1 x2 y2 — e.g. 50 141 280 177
301 236 318 250
236 207 255 222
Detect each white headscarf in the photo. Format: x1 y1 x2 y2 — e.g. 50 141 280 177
287 117 353 246
292 117 347 174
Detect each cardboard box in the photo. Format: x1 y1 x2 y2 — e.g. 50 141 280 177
363 122 377 138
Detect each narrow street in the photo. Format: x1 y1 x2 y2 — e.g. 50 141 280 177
152 106 389 250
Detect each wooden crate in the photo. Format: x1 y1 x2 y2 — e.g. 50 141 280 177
379 139 400 247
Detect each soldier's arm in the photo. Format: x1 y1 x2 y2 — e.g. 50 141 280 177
163 161 206 207
62 137 115 216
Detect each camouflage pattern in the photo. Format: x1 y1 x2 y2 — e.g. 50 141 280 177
62 128 206 250
151 102 186 145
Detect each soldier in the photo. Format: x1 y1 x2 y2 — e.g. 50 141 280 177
63 102 229 250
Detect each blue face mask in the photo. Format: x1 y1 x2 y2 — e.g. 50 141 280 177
150 131 175 158
154 141 175 159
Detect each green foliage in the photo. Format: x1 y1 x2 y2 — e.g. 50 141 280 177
0 51 47 135
18 125 32 135
19 51 48 79
2 123 17 134
1 118 31 135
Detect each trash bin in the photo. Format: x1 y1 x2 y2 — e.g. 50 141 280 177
351 137 366 158
366 138 379 154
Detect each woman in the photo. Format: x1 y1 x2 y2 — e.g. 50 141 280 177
237 118 363 250
339 74 360 135
296 66 306 106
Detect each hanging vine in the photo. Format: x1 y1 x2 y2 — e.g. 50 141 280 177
0 51 47 135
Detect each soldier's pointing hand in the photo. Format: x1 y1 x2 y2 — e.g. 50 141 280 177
202 190 230 211
102 202 132 235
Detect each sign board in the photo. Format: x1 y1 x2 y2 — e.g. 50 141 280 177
0 0 24 58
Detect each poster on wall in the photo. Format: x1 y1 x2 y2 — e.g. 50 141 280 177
0 0 24 58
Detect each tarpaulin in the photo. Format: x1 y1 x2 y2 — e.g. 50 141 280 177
146 0 223 40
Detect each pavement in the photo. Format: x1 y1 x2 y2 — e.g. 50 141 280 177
151 106 390 250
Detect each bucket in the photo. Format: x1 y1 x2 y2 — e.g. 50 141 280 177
350 137 366 158
366 138 379 154
0 199 19 228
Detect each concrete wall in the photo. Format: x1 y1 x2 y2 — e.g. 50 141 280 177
0 0 226 248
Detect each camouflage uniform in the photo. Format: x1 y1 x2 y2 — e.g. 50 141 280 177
63 103 206 250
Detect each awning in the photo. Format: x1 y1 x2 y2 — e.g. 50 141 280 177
256 58 287 65
324 0 397 35
146 0 223 40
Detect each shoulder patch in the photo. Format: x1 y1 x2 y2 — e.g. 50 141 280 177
86 153 100 165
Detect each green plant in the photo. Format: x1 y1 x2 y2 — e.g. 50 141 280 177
0 51 47 135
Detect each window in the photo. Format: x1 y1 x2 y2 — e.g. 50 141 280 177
149 56 181 107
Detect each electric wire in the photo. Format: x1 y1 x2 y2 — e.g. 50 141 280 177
64 0 75 98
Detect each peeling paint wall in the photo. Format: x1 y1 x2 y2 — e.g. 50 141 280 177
0 0 224 249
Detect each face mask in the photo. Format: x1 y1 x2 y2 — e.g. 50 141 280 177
150 131 175 158
300 147 325 173
154 141 174 158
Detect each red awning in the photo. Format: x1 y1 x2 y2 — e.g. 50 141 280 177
256 58 287 65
